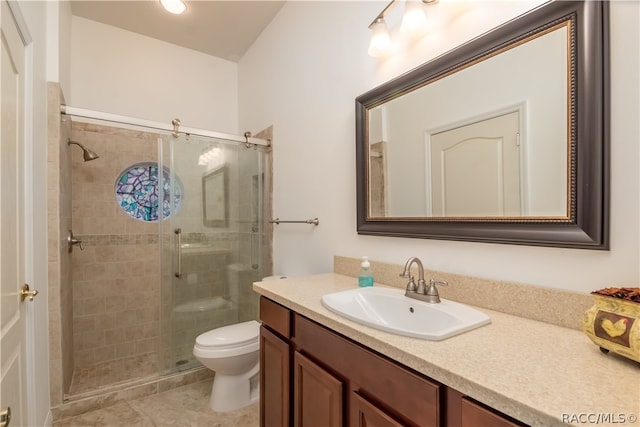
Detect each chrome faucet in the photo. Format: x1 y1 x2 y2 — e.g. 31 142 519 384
400 257 447 303
400 257 427 294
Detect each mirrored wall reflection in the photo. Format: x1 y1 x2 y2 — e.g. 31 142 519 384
54 116 270 400
367 24 569 219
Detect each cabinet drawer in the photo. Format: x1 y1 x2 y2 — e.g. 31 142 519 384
294 314 440 426
351 391 405 427
260 297 291 338
461 397 525 427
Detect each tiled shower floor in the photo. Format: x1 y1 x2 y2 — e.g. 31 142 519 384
68 353 160 397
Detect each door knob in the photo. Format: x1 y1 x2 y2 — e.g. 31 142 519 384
1 407 11 427
20 284 39 302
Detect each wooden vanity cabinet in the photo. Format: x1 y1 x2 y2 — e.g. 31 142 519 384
293 314 440 427
461 398 524 427
293 351 344 427
260 297 526 427
350 391 405 427
445 388 525 427
260 298 292 427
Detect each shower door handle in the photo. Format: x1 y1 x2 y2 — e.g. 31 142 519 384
174 228 182 278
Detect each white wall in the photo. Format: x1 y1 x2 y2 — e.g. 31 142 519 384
69 16 238 133
45 0 71 98
239 1 640 293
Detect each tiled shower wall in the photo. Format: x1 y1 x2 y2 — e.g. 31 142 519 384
47 83 74 406
369 141 386 217
70 122 162 370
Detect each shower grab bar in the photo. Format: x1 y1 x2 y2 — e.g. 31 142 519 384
174 228 182 278
269 218 319 226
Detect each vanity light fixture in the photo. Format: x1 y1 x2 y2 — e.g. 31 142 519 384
368 17 392 57
401 0 429 35
160 0 187 15
368 0 438 57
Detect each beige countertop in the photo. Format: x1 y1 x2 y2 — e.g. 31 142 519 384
254 273 640 427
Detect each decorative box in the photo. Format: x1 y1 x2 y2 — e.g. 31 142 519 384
582 288 640 363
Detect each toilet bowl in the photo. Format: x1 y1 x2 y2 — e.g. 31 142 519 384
193 320 260 412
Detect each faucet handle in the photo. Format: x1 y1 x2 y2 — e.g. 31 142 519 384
426 279 448 303
429 279 448 288
68 230 84 253
405 276 418 293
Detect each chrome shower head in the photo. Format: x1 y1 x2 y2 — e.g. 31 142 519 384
68 139 99 162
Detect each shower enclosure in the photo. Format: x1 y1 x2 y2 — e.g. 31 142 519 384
158 132 270 373
49 107 271 403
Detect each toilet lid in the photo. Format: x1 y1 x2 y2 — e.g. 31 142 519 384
195 320 260 349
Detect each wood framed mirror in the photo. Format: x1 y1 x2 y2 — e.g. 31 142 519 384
355 0 609 249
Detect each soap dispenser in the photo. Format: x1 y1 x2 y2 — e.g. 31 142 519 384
358 256 374 287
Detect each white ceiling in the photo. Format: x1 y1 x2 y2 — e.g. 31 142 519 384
70 0 286 62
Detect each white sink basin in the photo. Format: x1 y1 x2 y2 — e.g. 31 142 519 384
321 287 490 340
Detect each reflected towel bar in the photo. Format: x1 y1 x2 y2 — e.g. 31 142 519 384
270 218 319 226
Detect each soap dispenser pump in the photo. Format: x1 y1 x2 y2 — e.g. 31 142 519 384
358 256 374 287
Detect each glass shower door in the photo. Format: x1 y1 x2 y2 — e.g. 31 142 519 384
159 133 268 373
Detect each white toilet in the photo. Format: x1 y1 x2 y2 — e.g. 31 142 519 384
193 320 260 412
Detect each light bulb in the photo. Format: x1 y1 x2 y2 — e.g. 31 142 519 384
401 0 428 36
160 0 186 15
368 18 392 57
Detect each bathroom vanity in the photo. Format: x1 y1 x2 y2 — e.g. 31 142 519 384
254 274 640 427
260 297 522 427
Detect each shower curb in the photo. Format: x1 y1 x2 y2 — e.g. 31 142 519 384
51 366 214 422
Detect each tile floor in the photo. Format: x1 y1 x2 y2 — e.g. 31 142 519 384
53 379 259 427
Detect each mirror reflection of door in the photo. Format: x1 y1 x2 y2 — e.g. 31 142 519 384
428 111 521 217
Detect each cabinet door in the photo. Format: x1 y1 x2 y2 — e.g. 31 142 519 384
461 397 524 427
293 351 344 427
261 326 290 427
294 315 440 426
350 392 405 427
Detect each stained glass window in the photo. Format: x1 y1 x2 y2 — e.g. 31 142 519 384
115 162 183 222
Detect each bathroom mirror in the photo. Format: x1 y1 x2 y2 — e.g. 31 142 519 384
355 0 609 249
203 165 228 227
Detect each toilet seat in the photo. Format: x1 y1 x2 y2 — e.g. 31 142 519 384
194 320 260 358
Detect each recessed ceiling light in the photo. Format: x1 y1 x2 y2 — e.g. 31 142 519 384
160 0 187 15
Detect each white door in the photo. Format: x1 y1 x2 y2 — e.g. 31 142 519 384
429 111 521 217
1 1 29 426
